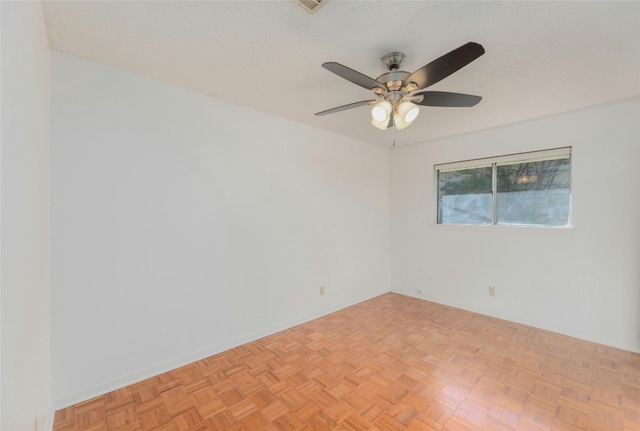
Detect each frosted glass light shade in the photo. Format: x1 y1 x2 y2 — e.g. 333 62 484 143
394 113 409 130
394 102 419 130
371 101 392 122
371 117 388 130
398 101 419 123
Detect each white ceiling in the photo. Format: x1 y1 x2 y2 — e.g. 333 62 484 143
41 0 640 147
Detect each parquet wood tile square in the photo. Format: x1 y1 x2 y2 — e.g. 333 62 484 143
53 293 640 430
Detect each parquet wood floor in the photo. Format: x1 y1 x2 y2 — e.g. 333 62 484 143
53 293 640 431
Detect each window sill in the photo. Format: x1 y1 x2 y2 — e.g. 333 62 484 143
429 223 576 232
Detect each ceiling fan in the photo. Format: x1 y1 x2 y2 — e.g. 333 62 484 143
315 42 485 130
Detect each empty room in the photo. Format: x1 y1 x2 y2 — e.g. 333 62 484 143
2 1 639 430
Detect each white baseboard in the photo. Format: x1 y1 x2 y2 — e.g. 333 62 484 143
52 291 386 410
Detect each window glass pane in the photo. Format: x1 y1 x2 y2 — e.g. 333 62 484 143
496 158 570 226
438 167 492 224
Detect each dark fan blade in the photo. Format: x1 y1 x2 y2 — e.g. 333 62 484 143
315 100 376 116
322 62 386 91
403 42 485 91
415 91 482 107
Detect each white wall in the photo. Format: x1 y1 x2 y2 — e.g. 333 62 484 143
391 98 640 353
51 52 390 406
1 2 52 430
48 39 638 410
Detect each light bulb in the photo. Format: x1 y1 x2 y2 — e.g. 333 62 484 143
371 101 391 122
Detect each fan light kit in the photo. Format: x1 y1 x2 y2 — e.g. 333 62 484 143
315 42 485 131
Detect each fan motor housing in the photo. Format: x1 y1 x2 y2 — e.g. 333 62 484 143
376 70 410 91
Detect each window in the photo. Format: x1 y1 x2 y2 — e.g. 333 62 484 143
436 147 571 227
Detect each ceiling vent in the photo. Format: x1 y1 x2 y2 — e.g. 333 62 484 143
295 0 326 14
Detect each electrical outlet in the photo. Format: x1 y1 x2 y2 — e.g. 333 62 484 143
489 286 496 296
320 286 325 296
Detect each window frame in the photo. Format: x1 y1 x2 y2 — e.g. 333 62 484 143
434 147 572 228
